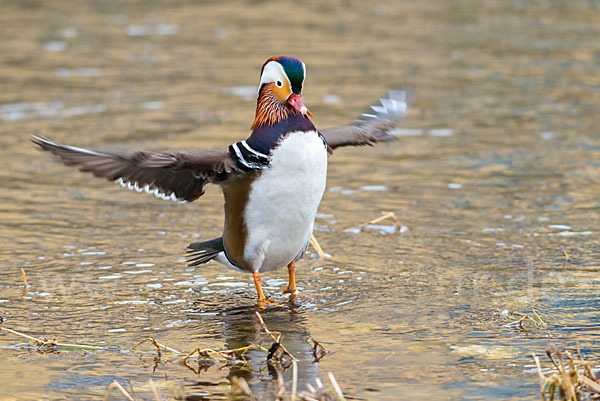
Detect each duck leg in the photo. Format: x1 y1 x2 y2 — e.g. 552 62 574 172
254 271 286 307
253 271 267 302
283 262 296 294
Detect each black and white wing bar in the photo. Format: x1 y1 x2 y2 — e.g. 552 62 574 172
229 140 271 171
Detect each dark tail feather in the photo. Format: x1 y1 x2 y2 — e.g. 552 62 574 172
186 237 224 266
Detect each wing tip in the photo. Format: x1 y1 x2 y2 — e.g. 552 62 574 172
31 134 54 149
32 135 220 205
359 87 415 124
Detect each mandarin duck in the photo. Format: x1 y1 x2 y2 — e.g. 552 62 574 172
32 56 408 304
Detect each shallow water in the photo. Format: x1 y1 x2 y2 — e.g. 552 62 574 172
1 0 599 400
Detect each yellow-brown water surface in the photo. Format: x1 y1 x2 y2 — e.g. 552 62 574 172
1 1 599 400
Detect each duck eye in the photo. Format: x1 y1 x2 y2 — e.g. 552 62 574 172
276 80 283 88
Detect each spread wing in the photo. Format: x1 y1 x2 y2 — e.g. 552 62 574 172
319 90 411 151
32 135 236 203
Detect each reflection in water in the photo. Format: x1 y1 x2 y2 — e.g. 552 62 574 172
184 304 321 398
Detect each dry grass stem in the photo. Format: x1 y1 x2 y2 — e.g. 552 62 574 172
347 211 401 232
148 379 161 401
0 326 104 351
534 348 600 401
532 309 546 326
310 234 326 258
20 267 28 287
532 354 547 401
178 344 266 363
131 336 181 355
255 311 295 360
103 380 135 401
309 337 328 361
504 310 546 330
1 326 44 344
580 375 600 394
177 312 292 366
229 376 256 400
275 369 286 399
310 337 326 353
291 360 298 401
328 372 346 401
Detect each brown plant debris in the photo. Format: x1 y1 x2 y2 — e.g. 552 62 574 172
0 326 105 351
310 337 328 362
347 211 402 232
103 380 135 401
20 267 28 287
228 371 347 401
3 313 338 400
176 311 297 370
533 348 600 401
229 376 258 401
501 309 546 331
310 234 326 258
103 379 163 401
131 336 181 357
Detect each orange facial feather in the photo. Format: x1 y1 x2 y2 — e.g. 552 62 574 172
251 83 295 129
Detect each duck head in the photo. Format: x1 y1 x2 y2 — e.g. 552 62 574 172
252 56 313 128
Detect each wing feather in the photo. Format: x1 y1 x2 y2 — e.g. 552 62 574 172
320 89 412 150
32 135 236 203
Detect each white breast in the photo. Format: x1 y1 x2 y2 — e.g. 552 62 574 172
243 131 328 272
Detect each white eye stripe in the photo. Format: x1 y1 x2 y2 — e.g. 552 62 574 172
301 61 306 87
259 61 291 94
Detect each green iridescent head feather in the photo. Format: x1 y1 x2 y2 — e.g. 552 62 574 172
276 56 305 94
